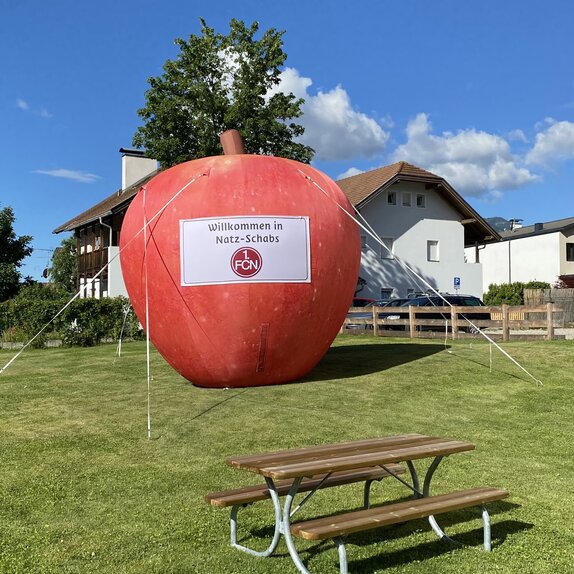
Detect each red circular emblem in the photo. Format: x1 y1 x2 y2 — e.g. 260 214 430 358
231 247 263 278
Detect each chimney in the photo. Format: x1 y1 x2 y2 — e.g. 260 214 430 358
119 148 158 191
534 222 544 232
509 218 523 231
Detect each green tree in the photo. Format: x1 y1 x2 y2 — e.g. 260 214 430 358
48 235 77 293
133 19 314 167
0 206 33 302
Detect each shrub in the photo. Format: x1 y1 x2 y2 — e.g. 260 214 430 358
0 295 141 347
484 281 551 305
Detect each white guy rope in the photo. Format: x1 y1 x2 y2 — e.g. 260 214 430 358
299 169 543 386
143 187 152 440
0 172 207 377
114 303 132 361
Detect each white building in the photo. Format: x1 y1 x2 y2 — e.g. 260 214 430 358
54 149 158 298
465 217 574 292
56 156 500 301
337 162 499 299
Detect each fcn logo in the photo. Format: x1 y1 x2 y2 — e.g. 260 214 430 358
231 247 262 278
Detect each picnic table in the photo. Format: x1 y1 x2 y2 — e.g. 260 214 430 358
206 433 509 574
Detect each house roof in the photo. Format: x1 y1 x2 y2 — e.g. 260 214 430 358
336 161 500 246
500 216 574 241
53 171 159 233
54 159 500 247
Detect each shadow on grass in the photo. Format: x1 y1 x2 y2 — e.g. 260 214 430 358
251 499 518 540
289 502 531 573
301 343 446 382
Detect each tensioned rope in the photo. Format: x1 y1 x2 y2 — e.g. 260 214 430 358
0 172 207 377
143 186 152 439
2 166 542 389
298 169 543 387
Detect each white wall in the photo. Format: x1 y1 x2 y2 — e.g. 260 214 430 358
472 232 563 293
358 181 484 299
107 246 128 297
560 230 574 276
122 155 158 191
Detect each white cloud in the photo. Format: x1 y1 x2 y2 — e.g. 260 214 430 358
16 98 52 118
391 113 538 197
33 169 100 183
508 129 528 143
337 167 365 180
275 68 390 161
525 118 574 166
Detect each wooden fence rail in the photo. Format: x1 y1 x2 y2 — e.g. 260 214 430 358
343 303 562 341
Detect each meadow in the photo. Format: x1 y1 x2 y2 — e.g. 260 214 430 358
1 336 572 573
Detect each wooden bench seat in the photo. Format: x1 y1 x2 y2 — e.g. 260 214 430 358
205 463 406 507
291 487 509 541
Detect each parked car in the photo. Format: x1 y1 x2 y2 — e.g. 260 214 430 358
378 294 489 332
346 298 411 329
372 298 413 308
351 297 376 307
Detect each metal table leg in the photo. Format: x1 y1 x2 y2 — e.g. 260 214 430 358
422 456 460 545
279 477 314 574
229 484 283 557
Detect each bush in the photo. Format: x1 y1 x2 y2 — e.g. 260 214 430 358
60 297 141 347
484 281 551 305
0 295 141 347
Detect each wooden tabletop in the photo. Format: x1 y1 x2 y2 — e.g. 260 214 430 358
226 434 475 480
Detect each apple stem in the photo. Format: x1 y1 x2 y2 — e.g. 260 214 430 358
220 129 246 155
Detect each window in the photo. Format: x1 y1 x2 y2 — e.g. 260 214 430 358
86 226 93 253
402 192 412 207
381 237 394 259
427 240 439 262
361 235 367 249
416 193 426 208
380 288 393 300
567 243 574 262
387 190 397 205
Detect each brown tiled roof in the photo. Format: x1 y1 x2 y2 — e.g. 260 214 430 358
54 159 500 246
336 161 500 245
53 171 159 233
337 161 441 206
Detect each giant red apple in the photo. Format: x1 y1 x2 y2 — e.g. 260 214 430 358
120 152 360 388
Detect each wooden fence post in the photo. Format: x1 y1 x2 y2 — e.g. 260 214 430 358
502 304 509 342
372 305 379 337
547 302 554 340
409 305 416 338
451 306 459 340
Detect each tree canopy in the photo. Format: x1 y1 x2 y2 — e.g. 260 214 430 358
132 19 314 167
0 206 33 302
48 235 77 293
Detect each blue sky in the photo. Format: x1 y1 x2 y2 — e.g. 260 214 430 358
2 0 574 280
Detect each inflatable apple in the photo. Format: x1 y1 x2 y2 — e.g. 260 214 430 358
120 132 360 388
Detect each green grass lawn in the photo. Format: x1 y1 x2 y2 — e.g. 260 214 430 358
1 336 573 573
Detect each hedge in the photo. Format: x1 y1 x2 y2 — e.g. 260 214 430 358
0 295 142 347
483 281 551 305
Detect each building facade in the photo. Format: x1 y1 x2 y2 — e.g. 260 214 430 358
337 162 499 300
53 149 158 298
56 156 499 301
465 217 574 291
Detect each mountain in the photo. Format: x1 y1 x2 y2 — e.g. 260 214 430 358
486 217 512 232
